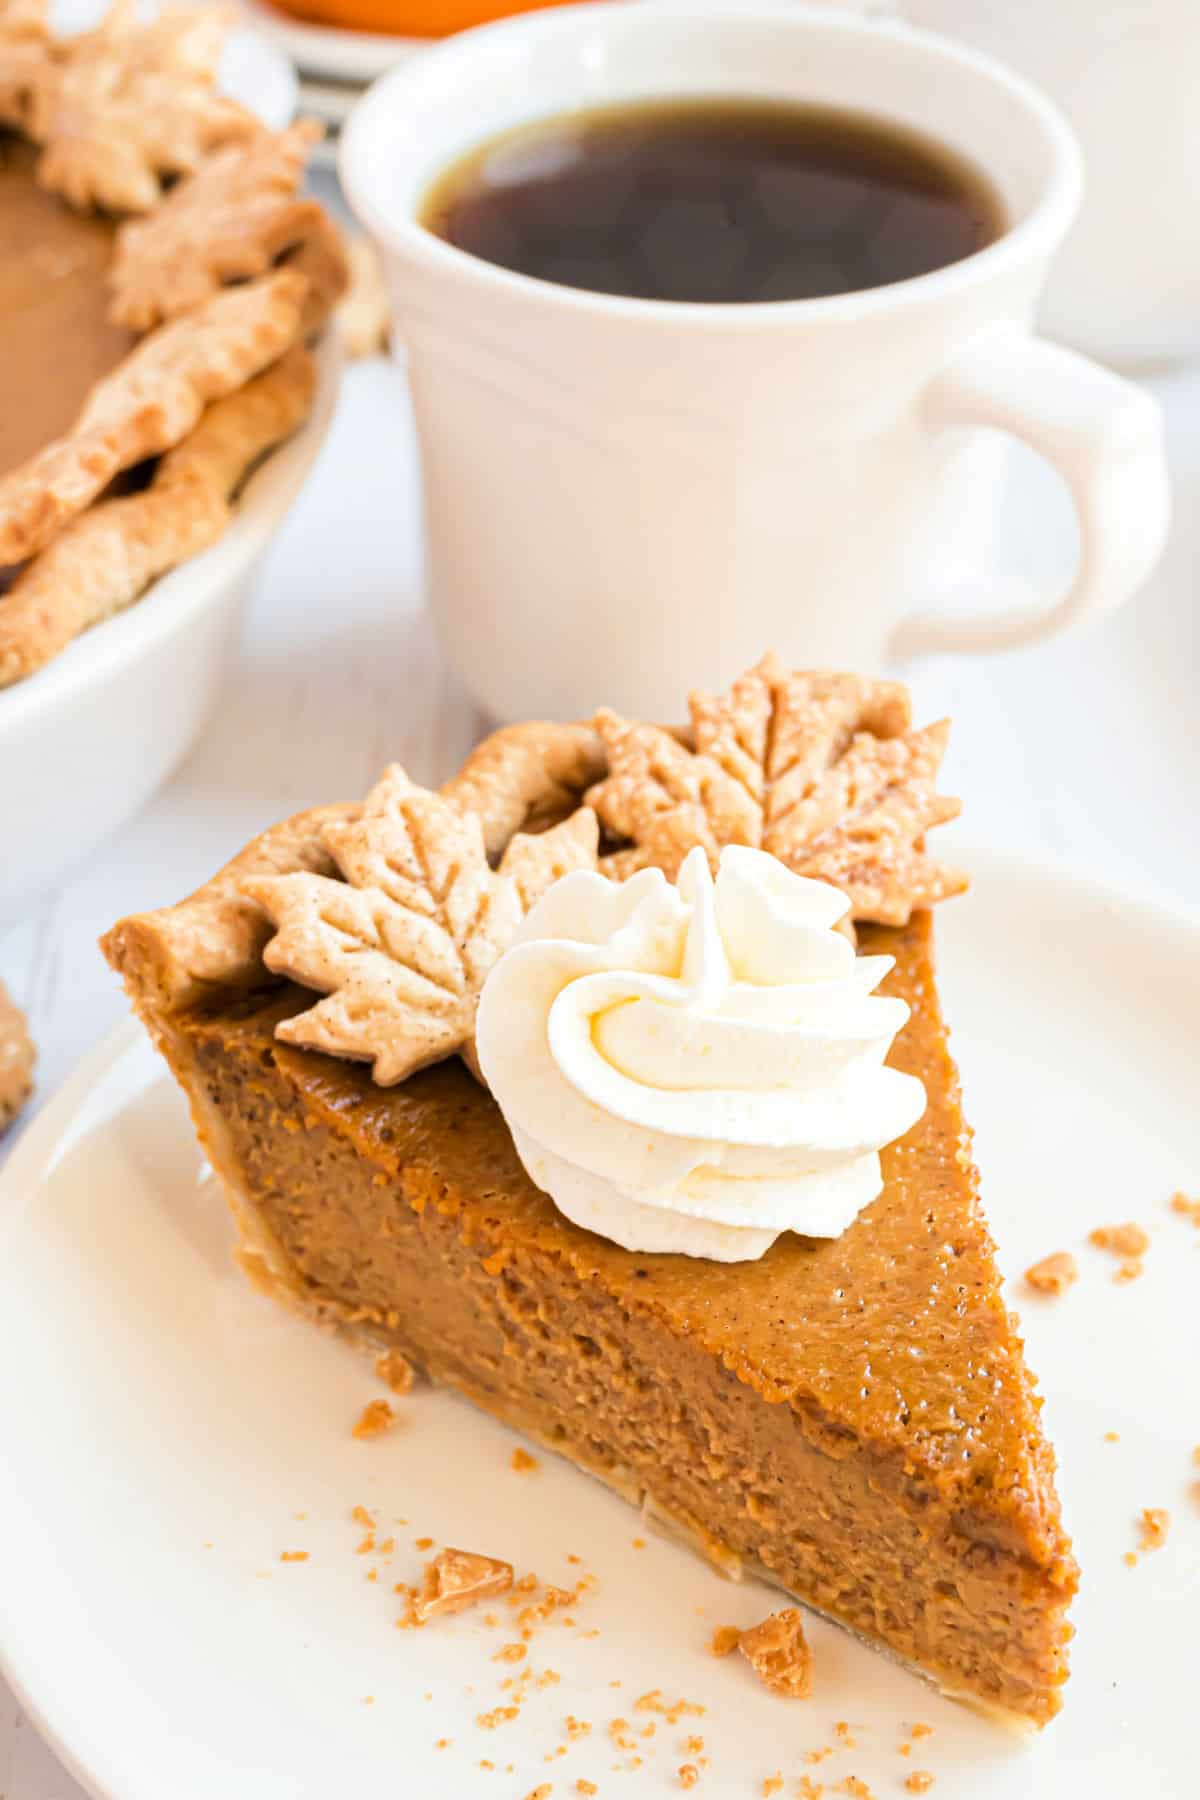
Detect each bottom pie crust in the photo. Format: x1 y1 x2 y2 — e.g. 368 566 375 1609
202 1136 1040 1735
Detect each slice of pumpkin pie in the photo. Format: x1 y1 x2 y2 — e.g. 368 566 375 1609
101 658 1076 1726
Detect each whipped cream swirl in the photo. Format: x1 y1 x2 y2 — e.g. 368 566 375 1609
475 845 925 1262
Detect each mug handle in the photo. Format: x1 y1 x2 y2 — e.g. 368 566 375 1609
890 327 1170 658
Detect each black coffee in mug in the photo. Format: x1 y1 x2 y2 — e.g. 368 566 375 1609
418 96 1004 304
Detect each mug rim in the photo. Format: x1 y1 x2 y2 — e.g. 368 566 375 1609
341 0 1084 329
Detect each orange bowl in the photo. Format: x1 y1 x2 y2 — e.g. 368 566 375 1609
266 0 584 38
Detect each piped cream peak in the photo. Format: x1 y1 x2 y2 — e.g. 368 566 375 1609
475 846 926 1262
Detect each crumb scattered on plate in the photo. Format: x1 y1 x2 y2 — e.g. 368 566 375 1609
738 1608 812 1698
1090 1222 1149 1253
375 1348 415 1393
402 1547 514 1625
1024 1251 1077 1295
352 1399 395 1439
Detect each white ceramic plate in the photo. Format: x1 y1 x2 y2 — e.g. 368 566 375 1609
1 847 1197 1800
237 0 424 82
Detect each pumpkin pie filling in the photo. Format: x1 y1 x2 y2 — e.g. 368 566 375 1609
102 667 1077 1728
147 914 1074 1725
0 136 132 479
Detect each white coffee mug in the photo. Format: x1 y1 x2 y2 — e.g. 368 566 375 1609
342 1 1170 723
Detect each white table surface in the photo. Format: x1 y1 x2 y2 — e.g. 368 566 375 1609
3 327 1199 1795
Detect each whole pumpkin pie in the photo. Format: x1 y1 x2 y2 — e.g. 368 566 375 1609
102 657 1077 1727
0 0 347 686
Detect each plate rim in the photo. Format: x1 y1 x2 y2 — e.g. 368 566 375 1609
238 0 424 82
1 840 1197 1800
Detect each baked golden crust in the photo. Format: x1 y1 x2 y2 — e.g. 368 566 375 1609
0 346 314 686
24 0 257 213
0 267 309 567
108 120 342 333
103 669 964 1065
0 3 341 684
226 657 963 1080
100 719 608 1030
101 803 351 1026
441 719 607 853
589 654 966 924
241 766 598 1085
283 206 350 336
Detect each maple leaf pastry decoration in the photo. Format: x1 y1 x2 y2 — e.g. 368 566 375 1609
586 654 966 926
107 119 347 335
25 0 257 214
240 765 599 1085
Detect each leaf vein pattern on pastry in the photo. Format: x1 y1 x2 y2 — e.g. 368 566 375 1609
108 119 345 334
241 766 600 1085
587 653 965 924
100 664 964 1087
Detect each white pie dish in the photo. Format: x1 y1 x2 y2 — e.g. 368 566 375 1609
0 333 341 929
0 10 339 928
